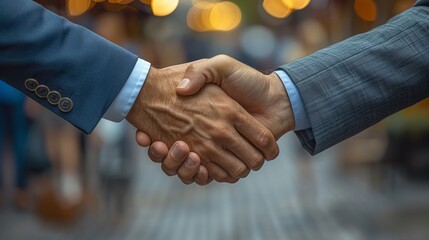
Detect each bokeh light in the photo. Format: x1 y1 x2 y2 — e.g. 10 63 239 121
187 1 242 32
282 0 311 10
140 0 179 17
263 0 293 19
187 2 215 32
354 0 378 21
67 0 92 16
210 2 241 31
6 1 429 239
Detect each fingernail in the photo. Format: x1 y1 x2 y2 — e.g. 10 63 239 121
185 157 195 167
171 145 185 160
177 78 190 89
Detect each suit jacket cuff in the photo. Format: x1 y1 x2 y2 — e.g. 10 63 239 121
103 58 151 122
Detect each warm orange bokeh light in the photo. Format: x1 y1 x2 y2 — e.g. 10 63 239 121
263 0 293 19
354 0 378 21
140 0 179 16
187 1 241 32
282 0 311 10
210 2 241 31
187 2 215 32
67 0 92 16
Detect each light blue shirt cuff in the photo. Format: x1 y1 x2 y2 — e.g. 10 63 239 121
103 58 151 122
274 70 311 131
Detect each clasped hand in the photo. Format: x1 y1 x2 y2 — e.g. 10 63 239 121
126 55 294 185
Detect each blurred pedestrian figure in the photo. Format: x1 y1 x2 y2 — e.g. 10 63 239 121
0 81 29 209
93 12 138 222
96 120 135 222
25 99 83 224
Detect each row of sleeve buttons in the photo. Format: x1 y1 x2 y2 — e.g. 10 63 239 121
24 78 73 113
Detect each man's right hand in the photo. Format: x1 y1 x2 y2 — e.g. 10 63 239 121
137 55 295 185
127 61 279 183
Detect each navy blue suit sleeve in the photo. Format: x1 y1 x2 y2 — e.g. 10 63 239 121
0 0 138 133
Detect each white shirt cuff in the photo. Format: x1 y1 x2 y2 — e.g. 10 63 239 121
103 58 151 122
274 70 311 131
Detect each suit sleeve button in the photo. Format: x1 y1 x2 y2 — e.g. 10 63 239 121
25 79 39 92
58 97 73 113
35 85 50 98
47 91 61 105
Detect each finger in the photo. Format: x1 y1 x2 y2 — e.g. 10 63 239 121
135 130 152 147
202 159 238 183
177 61 221 96
206 177 214 185
177 152 201 184
177 55 238 96
161 141 190 176
224 129 265 171
208 147 250 179
194 166 210 186
234 109 280 160
148 142 169 163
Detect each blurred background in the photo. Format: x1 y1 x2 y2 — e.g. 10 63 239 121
1 0 429 239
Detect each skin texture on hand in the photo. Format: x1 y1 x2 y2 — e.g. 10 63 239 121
136 55 295 185
126 62 279 183
179 55 294 139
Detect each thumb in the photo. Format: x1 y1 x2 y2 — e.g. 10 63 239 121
177 55 233 96
176 62 213 96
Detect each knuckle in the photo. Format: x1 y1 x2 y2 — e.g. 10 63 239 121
228 108 239 121
215 127 233 141
249 154 264 170
215 54 231 62
218 103 234 119
186 63 196 73
231 165 249 178
224 108 234 119
268 145 280 160
227 178 240 184
213 172 230 182
258 129 273 148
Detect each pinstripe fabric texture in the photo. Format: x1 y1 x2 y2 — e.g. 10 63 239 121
280 0 429 155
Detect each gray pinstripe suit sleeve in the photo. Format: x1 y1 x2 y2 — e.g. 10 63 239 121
278 0 429 155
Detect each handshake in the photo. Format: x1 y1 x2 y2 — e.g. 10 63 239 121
126 55 295 186
3 0 426 188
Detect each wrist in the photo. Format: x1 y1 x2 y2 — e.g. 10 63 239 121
126 67 160 126
267 72 295 139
